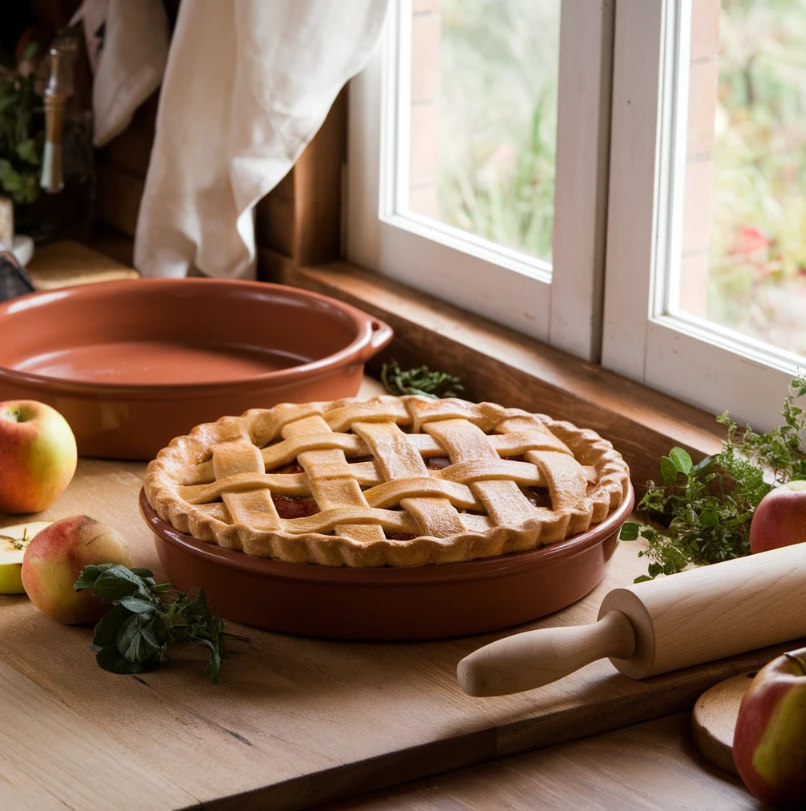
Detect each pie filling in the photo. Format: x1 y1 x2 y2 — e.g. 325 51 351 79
144 395 630 567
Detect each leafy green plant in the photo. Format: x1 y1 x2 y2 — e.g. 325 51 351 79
0 49 43 205
621 376 806 582
620 447 771 582
74 564 239 683
718 376 806 483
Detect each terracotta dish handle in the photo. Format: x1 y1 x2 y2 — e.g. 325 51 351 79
359 318 394 362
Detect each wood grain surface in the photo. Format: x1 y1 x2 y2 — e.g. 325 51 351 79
26 239 140 290
317 712 757 811
0 437 792 810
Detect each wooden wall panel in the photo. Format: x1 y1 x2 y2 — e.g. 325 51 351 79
97 93 159 179
94 81 347 273
290 87 348 267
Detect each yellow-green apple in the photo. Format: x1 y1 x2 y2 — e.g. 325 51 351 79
0 400 77 514
750 481 806 554
21 515 133 624
0 520 52 594
733 646 806 809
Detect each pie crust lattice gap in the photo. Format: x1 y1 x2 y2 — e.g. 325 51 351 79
144 395 631 567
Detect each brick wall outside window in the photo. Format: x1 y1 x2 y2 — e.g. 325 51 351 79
407 0 722 319
409 0 441 219
680 0 721 317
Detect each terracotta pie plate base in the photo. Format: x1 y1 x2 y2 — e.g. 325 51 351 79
139 484 635 641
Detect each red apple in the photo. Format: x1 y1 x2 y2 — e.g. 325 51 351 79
749 480 806 554
21 515 133 624
733 646 806 809
0 400 77 514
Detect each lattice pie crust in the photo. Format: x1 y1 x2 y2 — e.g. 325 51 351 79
143 396 630 567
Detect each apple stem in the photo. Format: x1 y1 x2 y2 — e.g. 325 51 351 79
783 651 806 675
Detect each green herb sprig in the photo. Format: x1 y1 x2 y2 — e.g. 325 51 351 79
381 359 464 399
620 447 771 582
74 565 232 683
718 376 806 484
621 376 806 582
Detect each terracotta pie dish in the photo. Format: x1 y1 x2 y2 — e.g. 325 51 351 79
0 278 392 460
140 485 633 640
140 395 634 640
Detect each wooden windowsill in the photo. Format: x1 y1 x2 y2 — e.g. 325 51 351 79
260 249 726 491
79 230 726 490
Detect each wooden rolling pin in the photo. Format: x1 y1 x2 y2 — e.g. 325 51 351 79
458 542 806 697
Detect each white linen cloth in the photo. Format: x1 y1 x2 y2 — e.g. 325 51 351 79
134 0 389 280
71 0 170 146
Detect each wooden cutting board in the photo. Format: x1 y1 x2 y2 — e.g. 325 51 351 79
0 456 799 811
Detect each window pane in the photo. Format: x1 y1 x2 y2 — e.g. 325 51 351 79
672 0 806 357
404 0 560 263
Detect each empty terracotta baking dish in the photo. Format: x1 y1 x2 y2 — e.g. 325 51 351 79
139 484 634 641
0 278 392 459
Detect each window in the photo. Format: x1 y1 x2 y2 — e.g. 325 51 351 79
348 0 802 431
348 0 613 359
604 0 803 431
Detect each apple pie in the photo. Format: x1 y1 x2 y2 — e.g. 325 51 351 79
143 395 630 567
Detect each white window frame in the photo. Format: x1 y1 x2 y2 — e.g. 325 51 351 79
347 0 614 361
349 0 800 432
602 0 798 432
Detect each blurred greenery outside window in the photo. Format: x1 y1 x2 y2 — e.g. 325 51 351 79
416 0 559 264
706 0 806 354
415 0 806 355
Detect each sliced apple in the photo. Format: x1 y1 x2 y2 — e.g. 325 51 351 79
0 521 53 595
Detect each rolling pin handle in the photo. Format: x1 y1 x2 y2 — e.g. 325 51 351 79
457 610 637 697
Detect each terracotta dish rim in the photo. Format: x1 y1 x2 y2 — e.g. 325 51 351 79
139 482 635 583
0 278 390 397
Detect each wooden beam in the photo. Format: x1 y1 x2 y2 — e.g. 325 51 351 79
291 87 348 266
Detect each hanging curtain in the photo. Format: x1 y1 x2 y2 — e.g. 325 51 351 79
134 0 389 279
72 0 170 147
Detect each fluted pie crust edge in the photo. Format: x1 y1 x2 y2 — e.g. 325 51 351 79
143 395 631 567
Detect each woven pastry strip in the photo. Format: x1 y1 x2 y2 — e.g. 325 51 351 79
353 419 465 539
284 413 384 545
144 395 631 567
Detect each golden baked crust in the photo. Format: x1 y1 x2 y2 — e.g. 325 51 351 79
143 395 630 567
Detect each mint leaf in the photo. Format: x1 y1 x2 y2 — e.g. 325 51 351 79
181 589 209 621
91 566 151 603
92 603 133 648
117 612 163 663
96 645 153 675
699 508 719 528
75 564 234 683
660 456 678 484
119 594 159 614
74 563 118 592
669 447 693 475
619 522 641 541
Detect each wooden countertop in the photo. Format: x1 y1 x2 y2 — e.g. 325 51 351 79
321 712 757 811
0 383 766 811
